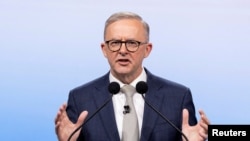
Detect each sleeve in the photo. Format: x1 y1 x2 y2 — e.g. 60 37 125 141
182 88 198 126
66 90 79 124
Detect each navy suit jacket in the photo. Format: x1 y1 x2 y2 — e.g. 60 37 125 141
66 69 197 141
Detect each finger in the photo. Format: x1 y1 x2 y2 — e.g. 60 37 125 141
54 103 68 125
62 103 67 109
199 120 208 130
59 103 67 113
55 121 60 134
76 111 88 126
182 108 189 128
198 110 210 137
54 110 59 124
199 110 210 125
55 105 65 124
59 104 69 122
199 130 208 139
54 112 60 124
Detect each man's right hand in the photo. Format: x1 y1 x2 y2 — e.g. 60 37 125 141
55 103 88 141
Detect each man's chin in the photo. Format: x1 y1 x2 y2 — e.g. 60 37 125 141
114 67 131 75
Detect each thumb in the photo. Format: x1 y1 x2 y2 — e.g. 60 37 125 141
76 111 88 126
182 108 189 128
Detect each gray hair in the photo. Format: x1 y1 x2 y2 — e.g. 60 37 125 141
104 11 150 41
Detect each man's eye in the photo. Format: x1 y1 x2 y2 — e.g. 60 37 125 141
127 41 137 46
110 41 120 45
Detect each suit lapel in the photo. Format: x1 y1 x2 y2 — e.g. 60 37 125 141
140 70 165 141
92 77 120 141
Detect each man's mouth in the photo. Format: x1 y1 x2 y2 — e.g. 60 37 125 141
117 59 130 65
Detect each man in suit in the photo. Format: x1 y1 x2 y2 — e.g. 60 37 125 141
55 11 210 141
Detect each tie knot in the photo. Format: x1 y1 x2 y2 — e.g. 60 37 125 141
122 85 136 97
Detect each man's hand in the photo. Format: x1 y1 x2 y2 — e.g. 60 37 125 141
55 103 88 141
182 109 210 141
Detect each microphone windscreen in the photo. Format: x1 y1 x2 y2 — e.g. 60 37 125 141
136 81 148 94
108 82 120 94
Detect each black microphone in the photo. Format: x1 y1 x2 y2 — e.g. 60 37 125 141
136 81 189 141
123 105 130 114
67 82 120 141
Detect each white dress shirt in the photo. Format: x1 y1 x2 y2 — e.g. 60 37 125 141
109 68 147 139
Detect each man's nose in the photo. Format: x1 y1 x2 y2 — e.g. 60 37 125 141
119 42 127 52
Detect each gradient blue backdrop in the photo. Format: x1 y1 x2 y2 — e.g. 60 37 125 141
0 0 249 140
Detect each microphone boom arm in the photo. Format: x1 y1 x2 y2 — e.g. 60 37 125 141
67 95 113 141
141 95 189 141
67 81 120 141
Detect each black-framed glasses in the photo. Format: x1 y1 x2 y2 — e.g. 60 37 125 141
105 40 148 52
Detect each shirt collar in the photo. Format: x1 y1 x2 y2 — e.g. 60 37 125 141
109 67 147 88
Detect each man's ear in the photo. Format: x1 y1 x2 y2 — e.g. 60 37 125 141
101 43 107 58
144 43 153 58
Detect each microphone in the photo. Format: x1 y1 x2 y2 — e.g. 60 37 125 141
67 82 120 141
136 81 189 141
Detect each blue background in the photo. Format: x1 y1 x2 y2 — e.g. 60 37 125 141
0 0 249 140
